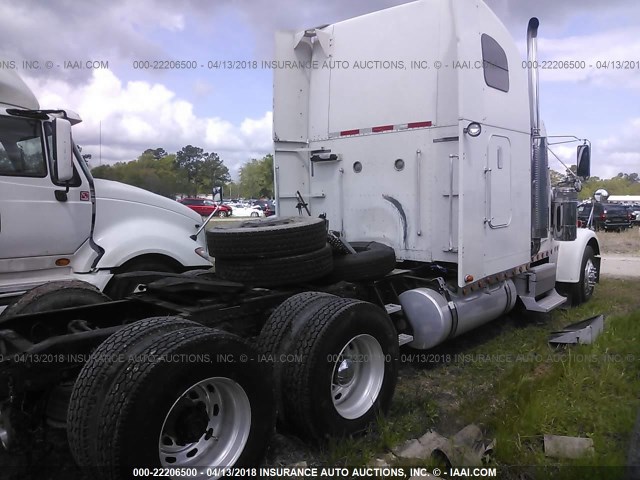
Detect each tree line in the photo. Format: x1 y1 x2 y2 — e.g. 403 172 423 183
91 148 638 203
91 146 274 199
578 172 640 200
551 168 640 200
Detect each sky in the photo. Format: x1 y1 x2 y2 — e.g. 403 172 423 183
0 0 639 180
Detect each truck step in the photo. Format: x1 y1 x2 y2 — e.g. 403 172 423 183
385 303 402 314
518 288 567 313
398 333 414 346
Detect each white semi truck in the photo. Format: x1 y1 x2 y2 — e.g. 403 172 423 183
0 1 599 478
0 69 211 309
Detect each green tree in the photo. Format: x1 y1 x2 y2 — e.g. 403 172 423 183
579 172 640 200
226 181 241 200
175 145 205 195
239 154 274 198
143 147 168 160
197 152 231 195
174 146 230 196
91 151 187 198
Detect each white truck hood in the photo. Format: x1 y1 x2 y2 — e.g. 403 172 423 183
93 179 201 222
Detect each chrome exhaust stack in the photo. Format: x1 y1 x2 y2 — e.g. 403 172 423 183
527 18 549 251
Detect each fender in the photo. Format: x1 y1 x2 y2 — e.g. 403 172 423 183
92 215 210 270
554 228 600 283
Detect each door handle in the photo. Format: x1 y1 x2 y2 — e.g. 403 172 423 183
55 190 68 202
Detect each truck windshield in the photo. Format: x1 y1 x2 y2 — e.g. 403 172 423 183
0 115 46 177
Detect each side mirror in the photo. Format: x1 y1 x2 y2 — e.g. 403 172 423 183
576 144 590 178
53 118 74 182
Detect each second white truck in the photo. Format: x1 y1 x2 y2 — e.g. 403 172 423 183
0 70 211 308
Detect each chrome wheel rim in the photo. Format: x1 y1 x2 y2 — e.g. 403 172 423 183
159 377 251 475
583 258 597 297
330 334 385 420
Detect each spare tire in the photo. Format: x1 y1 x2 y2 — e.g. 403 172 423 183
329 241 396 283
206 216 327 259
216 245 334 287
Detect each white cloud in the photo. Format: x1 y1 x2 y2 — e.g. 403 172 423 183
514 28 640 89
23 70 273 175
593 118 640 178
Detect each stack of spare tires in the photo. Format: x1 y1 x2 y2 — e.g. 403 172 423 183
206 216 397 287
207 217 332 287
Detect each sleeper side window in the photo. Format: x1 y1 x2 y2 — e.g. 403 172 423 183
481 34 509 92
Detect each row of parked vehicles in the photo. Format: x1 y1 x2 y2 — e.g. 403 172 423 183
177 198 276 218
577 201 640 231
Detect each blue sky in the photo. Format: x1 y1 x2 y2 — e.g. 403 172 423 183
0 0 638 179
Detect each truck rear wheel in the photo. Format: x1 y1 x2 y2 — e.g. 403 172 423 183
256 292 338 423
0 280 109 319
95 328 274 479
67 316 200 467
281 298 398 440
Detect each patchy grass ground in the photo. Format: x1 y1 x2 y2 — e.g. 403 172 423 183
4 230 638 478
322 277 640 478
597 226 640 255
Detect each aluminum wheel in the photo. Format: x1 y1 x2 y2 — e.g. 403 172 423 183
159 377 251 474
583 257 597 298
330 334 385 420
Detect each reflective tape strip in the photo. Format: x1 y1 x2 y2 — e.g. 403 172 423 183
329 120 433 138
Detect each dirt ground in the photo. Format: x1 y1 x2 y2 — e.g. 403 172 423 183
597 226 640 255
595 226 640 278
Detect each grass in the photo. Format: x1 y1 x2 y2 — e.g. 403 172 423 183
596 226 640 255
321 278 640 477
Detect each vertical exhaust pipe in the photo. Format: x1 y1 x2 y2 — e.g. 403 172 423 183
527 18 540 134
527 18 548 250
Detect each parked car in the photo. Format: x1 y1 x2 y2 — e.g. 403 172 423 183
253 199 276 217
225 202 263 217
178 198 233 217
578 202 632 231
630 204 640 226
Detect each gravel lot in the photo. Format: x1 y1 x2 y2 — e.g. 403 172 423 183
597 226 640 278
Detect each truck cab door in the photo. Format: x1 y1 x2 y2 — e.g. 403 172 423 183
0 115 92 267
452 1 532 288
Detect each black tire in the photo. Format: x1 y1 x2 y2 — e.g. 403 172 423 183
95 328 274 478
328 241 396 283
0 280 109 319
206 216 327 259
217 210 228 218
558 245 597 306
571 245 597 305
281 298 399 440
256 292 338 423
250 212 259 218
216 244 333 287
67 316 200 467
